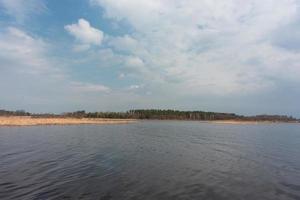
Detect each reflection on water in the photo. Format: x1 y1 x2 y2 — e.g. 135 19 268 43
0 121 300 200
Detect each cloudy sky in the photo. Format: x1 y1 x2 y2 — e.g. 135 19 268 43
0 0 300 116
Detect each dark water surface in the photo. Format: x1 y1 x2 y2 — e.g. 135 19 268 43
0 121 300 200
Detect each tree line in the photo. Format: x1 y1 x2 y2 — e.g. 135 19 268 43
0 109 30 116
0 109 298 122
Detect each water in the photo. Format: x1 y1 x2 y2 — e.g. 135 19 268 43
0 121 300 200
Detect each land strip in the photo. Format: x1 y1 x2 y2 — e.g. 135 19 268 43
0 117 136 126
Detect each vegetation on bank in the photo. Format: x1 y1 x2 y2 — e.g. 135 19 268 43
0 110 30 116
1 109 298 122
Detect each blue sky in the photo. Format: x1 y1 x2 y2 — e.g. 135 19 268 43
0 0 300 117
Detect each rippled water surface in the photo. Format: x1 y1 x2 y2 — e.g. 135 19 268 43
0 121 300 200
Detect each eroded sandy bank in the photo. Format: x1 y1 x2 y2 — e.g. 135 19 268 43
0 117 137 126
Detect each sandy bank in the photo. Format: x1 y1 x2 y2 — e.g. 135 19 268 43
0 117 137 126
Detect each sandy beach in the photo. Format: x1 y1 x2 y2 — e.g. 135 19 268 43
0 117 298 126
0 116 137 126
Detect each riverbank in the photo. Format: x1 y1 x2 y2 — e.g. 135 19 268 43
0 117 298 126
0 116 137 126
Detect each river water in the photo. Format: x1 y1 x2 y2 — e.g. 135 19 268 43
0 121 300 200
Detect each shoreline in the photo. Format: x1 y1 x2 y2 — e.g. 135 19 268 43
0 116 137 126
0 116 298 126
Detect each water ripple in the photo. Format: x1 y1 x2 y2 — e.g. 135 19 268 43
0 121 299 200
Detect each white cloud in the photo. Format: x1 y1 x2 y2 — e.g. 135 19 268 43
0 0 46 22
0 27 112 112
91 0 300 96
107 34 141 53
65 18 104 50
70 81 110 93
73 44 91 52
118 73 125 79
126 56 144 68
128 84 143 90
0 27 58 75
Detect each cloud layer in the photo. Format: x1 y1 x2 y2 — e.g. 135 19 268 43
1 0 300 116
0 0 46 22
90 0 300 96
0 27 110 112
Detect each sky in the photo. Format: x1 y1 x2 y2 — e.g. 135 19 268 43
0 0 300 117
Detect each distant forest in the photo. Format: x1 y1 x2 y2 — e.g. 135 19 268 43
0 109 299 122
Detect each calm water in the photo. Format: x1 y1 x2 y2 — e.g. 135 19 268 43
0 121 300 200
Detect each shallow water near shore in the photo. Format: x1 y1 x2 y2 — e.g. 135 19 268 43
0 121 300 200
